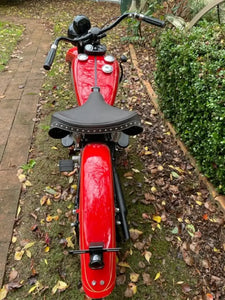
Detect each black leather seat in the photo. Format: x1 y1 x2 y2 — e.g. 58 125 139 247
49 91 143 138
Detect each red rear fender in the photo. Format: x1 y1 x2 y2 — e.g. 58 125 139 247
79 143 116 299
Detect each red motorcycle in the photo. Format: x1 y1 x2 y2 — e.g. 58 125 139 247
44 12 165 299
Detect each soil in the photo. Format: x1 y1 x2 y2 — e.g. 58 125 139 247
0 1 224 300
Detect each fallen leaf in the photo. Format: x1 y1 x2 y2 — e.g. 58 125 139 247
182 283 192 293
206 293 214 300
129 282 137 294
26 250 32 258
66 236 74 249
145 151 152 155
28 285 37 294
11 236 17 243
142 273 151 286
186 224 196 237
154 272 161 281
25 180 32 187
129 228 143 241
6 281 23 290
24 242 35 249
118 262 131 269
124 286 133 298
16 205 21 218
134 241 145 250
144 251 152 263
157 165 164 171
52 280 68 294
171 226 178 234
171 171 179 178
40 195 48 206
116 274 126 285
14 250 24 261
45 186 57 195
152 215 161 223
132 168 140 173
130 272 139 283
17 174 26 183
182 251 194 266
44 246 50 253
151 186 157 193
9 269 18 282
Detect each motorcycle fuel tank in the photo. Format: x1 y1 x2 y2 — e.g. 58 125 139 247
66 47 119 106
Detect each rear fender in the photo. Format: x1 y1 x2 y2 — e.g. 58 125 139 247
79 143 116 299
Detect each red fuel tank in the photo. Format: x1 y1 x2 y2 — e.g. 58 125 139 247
66 47 119 106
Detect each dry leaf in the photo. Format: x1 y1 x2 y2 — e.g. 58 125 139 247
116 274 126 285
129 283 137 294
129 228 143 241
118 262 131 269
52 280 68 294
17 174 26 183
142 273 151 286
25 180 32 187
151 186 157 193
124 286 133 298
0 285 8 300
130 272 139 283
40 195 48 206
154 272 161 280
144 251 152 263
9 269 18 282
66 237 74 249
14 250 24 261
182 283 192 293
44 246 50 253
26 250 32 258
157 165 164 171
24 242 35 249
11 236 17 243
152 215 161 223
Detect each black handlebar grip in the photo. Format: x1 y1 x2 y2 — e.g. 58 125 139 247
142 15 165 28
43 43 58 70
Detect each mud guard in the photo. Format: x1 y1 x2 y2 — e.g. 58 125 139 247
79 143 116 299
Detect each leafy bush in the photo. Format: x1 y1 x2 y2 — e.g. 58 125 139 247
155 21 225 194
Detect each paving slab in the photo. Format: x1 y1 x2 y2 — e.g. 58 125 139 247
0 16 51 287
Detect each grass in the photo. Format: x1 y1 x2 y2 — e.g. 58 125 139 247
0 21 24 72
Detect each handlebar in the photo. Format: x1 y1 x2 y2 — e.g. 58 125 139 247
44 13 165 70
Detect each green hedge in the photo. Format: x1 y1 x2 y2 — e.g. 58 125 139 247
155 21 225 194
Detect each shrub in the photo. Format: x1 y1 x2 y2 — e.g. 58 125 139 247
155 21 225 194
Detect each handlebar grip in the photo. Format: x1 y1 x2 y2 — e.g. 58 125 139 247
142 15 165 28
43 43 58 70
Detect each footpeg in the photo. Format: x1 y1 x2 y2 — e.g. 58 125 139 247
59 159 74 172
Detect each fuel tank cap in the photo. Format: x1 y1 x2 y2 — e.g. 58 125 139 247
104 55 115 63
102 64 113 74
78 54 88 61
